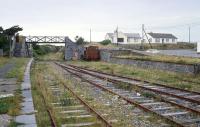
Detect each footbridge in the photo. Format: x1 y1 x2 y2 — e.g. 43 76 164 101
13 36 73 57
25 36 73 43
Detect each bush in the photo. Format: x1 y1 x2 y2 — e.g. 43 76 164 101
100 39 111 45
32 45 63 57
0 35 9 55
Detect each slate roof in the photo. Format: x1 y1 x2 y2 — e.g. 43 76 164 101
148 33 177 39
106 33 141 38
107 33 114 37
124 33 141 38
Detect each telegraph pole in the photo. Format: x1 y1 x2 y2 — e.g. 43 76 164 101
90 29 91 43
142 24 152 49
116 26 118 46
189 26 191 43
141 24 144 49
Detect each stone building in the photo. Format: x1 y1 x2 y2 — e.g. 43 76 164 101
65 38 84 60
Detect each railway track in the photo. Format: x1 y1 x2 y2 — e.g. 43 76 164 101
49 79 113 127
36 64 113 127
60 82 112 127
67 64 200 108
38 80 57 127
56 62 200 127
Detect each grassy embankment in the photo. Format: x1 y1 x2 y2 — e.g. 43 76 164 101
67 61 200 92
115 54 200 65
0 57 29 126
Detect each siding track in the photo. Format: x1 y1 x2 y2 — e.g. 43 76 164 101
55 63 200 127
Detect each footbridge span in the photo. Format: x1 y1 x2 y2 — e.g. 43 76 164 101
13 36 73 57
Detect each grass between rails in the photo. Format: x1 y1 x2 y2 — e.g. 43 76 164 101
66 61 200 92
114 54 200 65
31 62 58 127
31 61 171 126
53 63 169 126
32 62 104 127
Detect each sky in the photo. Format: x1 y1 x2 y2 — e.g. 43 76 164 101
1 0 200 42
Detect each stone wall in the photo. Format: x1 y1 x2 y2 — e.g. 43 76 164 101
100 49 131 62
99 49 200 74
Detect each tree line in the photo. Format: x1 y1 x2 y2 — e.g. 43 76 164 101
0 25 23 56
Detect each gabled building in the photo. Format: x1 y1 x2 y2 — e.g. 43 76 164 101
147 32 178 44
105 31 141 44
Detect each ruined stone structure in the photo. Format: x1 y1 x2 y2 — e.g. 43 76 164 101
65 41 84 60
13 36 30 57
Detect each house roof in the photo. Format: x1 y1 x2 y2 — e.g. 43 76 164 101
124 33 141 38
106 33 141 38
148 33 177 39
107 33 114 37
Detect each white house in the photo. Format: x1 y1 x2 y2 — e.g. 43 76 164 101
105 31 141 44
146 32 178 44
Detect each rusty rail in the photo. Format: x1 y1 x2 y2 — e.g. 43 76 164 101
67 64 200 105
69 64 200 95
61 64 200 116
56 62 185 127
60 79 112 127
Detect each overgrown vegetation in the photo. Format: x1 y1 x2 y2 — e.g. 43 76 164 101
0 57 9 68
0 58 29 118
31 63 55 127
115 54 200 65
0 90 23 116
99 39 111 45
32 44 64 60
6 58 29 82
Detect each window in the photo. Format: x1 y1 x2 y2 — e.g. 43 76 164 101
155 38 160 42
117 38 124 42
134 38 138 42
166 38 169 42
172 39 175 42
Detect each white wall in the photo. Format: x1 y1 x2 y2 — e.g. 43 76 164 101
146 34 177 44
109 32 128 44
128 38 141 44
106 32 141 44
